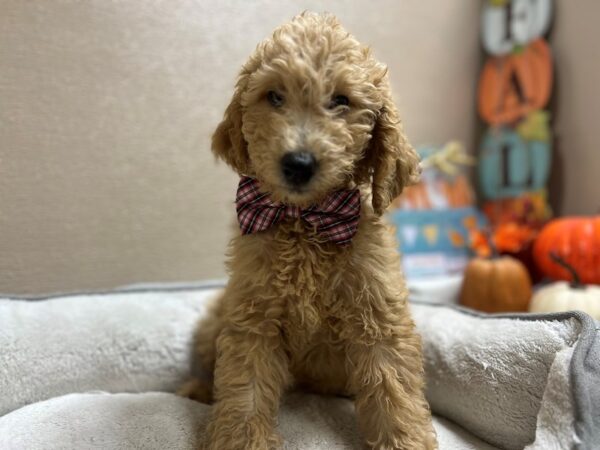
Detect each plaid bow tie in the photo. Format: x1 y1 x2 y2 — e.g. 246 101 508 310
235 176 361 245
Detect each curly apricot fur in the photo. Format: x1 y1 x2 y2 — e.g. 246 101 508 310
180 12 436 450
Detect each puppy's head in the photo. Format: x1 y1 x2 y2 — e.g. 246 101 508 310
212 12 420 214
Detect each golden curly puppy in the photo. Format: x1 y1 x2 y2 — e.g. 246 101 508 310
181 12 436 450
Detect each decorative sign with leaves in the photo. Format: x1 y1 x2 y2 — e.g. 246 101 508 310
477 0 554 226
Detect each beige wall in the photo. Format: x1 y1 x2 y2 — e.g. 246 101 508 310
0 0 480 295
550 1 600 216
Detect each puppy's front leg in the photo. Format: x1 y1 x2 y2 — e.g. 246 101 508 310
348 335 437 450
203 327 290 450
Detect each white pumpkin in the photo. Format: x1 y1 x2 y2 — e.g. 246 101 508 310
529 282 600 320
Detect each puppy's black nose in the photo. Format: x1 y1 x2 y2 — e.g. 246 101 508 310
281 151 316 186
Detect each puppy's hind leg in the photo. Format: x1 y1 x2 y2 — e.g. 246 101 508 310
177 377 213 404
177 293 225 404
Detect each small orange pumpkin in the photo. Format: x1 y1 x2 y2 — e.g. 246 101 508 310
533 216 600 284
460 255 532 313
478 38 552 125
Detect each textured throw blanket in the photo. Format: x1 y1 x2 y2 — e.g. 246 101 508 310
0 286 598 449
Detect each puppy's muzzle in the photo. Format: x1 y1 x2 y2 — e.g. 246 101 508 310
281 151 317 187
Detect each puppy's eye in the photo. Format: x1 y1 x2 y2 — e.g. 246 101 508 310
267 90 284 107
328 94 350 109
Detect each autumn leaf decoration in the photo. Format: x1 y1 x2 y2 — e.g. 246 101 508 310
469 222 537 258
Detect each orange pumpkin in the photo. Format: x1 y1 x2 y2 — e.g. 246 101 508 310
478 39 552 125
460 255 532 313
533 217 600 284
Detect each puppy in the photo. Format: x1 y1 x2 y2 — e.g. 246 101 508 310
181 12 437 450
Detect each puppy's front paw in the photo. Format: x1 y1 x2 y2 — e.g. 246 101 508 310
368 428 437 450
204 416 282 450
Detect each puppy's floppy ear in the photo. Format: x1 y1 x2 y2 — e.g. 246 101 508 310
211 77 251 174
363 79 421 215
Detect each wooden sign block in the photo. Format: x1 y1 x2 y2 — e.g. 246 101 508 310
478 39 552 125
